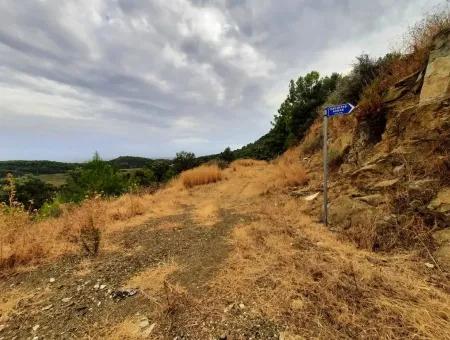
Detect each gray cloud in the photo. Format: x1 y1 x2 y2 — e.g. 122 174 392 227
0 0 444 160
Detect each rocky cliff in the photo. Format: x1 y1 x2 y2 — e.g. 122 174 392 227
297 29 450 271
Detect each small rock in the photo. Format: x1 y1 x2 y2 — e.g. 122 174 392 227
32 324 40 332
239 303 245 310
425 262 435 269
372 178 399 189
97 301 101 307
139 318 150 329
49 278 55 283
219 333 227 340
304 192 320 201
142 323 156 336
62 297 71 303
223 303 234 313
42 304 53 311
93 284 100 290
393 164 405 174
100 284 106 290
0 324 5 332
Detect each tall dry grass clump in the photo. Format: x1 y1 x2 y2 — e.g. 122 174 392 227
272 149 308 188
180 165 223 188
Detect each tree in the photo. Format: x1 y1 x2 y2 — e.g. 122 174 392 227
61 152 127 202
235 71 339 159
146 160 172 182
173 151 197 173
220 147 234 163
0 175 55 210
130 168 156 187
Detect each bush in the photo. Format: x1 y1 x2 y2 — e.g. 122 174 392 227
180 165 222 188
129 169 156 187
39 199 63 219
220 147 234 163
174 151 197 173
0 174 55 211
61 152 127 202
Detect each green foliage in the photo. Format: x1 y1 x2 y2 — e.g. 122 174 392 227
173 151 197 173
146 160 172 182
129 168 156 187
327 53 398 106
108 156 152 169
220 147 234 163
235 71 339 160
0 160 79 177
61 152 127 202
39 198 63 219
0 175 56 210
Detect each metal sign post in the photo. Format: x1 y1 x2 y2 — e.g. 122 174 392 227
323 111 328 226
323 103 355 227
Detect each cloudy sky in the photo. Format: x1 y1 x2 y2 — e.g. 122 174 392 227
0 0 445 161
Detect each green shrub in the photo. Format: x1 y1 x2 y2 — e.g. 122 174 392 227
0 174 56 210
39 198 63 219
61 152 127 202
173 151 197 173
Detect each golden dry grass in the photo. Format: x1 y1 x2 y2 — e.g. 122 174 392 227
271 149 309 188
204 194 450 339
179 164 223 188
126 259 180 295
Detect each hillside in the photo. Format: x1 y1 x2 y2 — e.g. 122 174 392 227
1 16 449 340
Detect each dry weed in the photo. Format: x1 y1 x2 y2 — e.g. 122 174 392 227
206 194 450 339
180 165 223 188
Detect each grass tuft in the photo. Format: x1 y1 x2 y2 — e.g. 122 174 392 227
180 165 223 188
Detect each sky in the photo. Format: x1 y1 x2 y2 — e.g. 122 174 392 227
0 0 446 161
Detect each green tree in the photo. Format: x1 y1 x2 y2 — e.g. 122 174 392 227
0 175 55 210
146 160 172 182
220 147 234 163
61 152 127 202
130 168 156 187
173 151 197 173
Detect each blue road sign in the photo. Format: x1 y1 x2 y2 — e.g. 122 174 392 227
325 103 355 117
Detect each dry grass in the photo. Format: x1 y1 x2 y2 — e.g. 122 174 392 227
230 159 267 170
358 10 450 120
0 190 158 272
271 149 308 188
180 164 223 188
205 194 450 339
126 259 180 295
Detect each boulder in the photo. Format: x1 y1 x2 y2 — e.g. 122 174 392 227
354 194 385 206
427 187 450 214
329 196 375 229
420 29 450 104
371 178 399 190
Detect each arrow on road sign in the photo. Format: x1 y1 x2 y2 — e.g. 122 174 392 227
325 103 355 117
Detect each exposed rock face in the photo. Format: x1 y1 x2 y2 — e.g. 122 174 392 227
420 29 450 104
322 29 450 255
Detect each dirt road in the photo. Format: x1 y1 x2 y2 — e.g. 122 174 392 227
1 162 449 339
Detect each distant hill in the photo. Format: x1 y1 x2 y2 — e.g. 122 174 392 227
108 156 152 169
0 160 80 177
